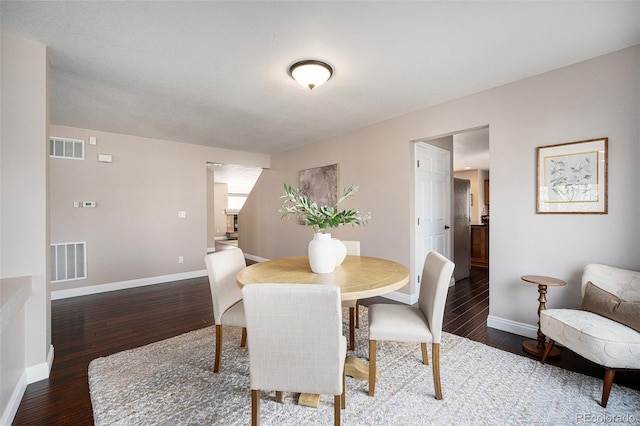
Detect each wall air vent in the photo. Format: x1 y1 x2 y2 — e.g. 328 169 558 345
51 242 87 282
50 137 85 160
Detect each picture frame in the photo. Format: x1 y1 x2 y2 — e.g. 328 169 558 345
536 138 607 214
298 164 338 224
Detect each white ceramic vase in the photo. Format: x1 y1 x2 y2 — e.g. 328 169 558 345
308 232 336 273
333 238 347 266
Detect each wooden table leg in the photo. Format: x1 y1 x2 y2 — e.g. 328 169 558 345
298 356 380 408
298 393 322 407
522 283 560 358
345 355 379 382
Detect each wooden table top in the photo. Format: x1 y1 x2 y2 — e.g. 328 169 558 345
236 255 410 301
521 275 566 287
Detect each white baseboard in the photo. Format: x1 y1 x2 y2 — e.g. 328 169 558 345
245 254 270 263
49 254 417 306
51 270 208 300
50 252 268 300
487 314 538 339
26 344 54 384
376 290 418 305
1 344 54 426
0 370 27 426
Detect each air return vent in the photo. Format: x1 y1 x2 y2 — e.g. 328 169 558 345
51 242 87 282
50 137 84 160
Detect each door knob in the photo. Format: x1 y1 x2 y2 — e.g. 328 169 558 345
444 225 450 230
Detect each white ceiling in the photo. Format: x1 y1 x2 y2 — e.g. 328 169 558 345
453 128 490 172
208 162 263 194
2 1 639 160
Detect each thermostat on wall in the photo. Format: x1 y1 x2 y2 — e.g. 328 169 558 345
82 201 97 208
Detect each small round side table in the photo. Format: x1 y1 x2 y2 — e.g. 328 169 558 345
521 275 566 358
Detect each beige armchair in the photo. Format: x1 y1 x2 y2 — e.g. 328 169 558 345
204 248 247 373
242 283 347 426
367 251 455 399
540 263 640 407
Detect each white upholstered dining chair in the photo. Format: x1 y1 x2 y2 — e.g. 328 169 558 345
341 240 360 350
204 248 247 373
367 251 455 399
540 263 640 407
242 283 347 426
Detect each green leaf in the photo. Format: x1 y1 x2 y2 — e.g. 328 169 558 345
279 182 371 231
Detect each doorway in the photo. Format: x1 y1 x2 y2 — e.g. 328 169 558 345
452 127 490 272
414 126 489 295
206 163 262 252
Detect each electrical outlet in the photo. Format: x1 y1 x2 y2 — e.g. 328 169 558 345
178 256 184 264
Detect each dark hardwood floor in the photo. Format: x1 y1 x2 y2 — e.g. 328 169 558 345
12 265 638 425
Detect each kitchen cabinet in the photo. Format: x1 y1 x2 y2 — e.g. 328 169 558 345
484 179 490 205
226 212 238 239
470 224 489 268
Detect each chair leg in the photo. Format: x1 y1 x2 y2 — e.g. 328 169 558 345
421 342 429 365
368 340 377 396
432 343 442 400
601 368 615 408
334 395 341 426
241 327 247 347
540 339 555 364
251 389 260 426
214 324 223 373
355 301 360 328
275 391 283 403
341 366 346 409
348 307 355 351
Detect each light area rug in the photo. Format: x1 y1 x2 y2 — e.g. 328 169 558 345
89 308 640 425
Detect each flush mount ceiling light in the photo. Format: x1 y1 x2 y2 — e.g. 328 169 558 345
289 60 333 90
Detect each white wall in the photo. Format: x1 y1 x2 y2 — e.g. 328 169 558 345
206 167 216 248
214 183 229 239
241 45 640 335
484 45 639 335
0 276 31 426
49 125 269 298
0 37 51 424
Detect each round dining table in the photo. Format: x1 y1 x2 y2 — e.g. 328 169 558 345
236 254 410 407
236 255 410 300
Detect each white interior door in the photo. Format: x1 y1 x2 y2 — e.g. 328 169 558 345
414 143 451 295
